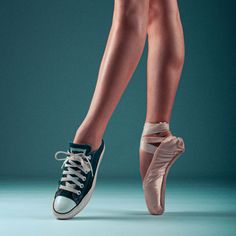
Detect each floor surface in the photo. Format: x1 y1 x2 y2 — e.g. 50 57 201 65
0 179 236 236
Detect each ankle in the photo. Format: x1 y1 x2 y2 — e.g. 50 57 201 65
143 131 172 147
73 124 103 152
73 134 102 152
140 122 172 150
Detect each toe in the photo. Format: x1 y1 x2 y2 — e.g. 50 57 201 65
53 196 76 214
149 206 164 215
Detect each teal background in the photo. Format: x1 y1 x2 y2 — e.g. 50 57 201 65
0 0 235 180
0 1 236 235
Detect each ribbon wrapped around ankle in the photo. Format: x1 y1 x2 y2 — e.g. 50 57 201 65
140 122 170 154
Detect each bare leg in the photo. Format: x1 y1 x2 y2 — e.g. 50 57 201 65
73 0 149 150
140 0 185 180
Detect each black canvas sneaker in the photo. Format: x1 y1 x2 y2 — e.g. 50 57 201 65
52 139 105 219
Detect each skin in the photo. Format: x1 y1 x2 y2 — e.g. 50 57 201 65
73 0 149 148
73 0 185 180
140 0 185 180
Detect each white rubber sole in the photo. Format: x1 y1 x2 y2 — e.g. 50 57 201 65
52 145 105 220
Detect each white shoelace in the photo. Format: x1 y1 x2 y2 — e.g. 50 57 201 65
55 151 94 195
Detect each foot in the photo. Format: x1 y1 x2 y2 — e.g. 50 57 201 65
140 122 185 215
143 135 185 215
52 139 105 219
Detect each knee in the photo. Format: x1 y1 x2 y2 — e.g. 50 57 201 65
148 0 181 25
114 0 149 35
148 1 184 70
148 1 161 25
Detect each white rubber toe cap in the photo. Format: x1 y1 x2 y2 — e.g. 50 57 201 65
54 196 76 214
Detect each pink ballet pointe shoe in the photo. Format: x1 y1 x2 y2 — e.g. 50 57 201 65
140 122 185 215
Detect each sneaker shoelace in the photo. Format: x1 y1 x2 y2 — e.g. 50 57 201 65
55 151 94 195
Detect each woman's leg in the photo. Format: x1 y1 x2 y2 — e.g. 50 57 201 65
140 0 185 180
53 2 150 219
73 0 149 150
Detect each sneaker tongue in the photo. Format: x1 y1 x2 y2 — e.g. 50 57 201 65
69 142 91 155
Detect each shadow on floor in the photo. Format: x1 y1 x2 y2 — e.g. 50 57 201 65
165 211 236 218
70 209 236 221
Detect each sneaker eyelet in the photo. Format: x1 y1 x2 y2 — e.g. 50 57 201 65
81 184 84 188
83 177 86 181
77 190 81 195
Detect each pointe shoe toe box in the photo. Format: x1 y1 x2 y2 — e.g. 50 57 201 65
149 206 164 215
